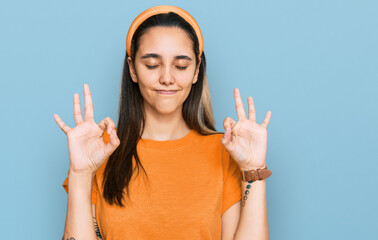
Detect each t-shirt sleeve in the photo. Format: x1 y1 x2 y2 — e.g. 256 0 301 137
221 145 242 215
62 173 98 205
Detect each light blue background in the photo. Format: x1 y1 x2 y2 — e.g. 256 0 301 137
1 0 377 239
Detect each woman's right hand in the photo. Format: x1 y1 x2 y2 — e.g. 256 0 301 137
53 83 120 175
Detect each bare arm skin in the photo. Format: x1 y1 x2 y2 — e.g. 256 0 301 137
221 180 269 240
62 171 98 240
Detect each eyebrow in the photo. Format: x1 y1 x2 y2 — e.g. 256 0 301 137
141 53 192 61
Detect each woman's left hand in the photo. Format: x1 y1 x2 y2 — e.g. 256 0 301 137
221 88 272 170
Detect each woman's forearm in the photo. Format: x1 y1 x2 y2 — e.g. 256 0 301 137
234 179 269 240
63 170 98 240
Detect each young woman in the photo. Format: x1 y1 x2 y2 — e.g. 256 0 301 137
54 5 272 240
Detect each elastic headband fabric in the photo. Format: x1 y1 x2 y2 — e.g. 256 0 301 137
126 5 203 59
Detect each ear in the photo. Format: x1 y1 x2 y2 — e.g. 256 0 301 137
192 59 202 84
127 57 138 83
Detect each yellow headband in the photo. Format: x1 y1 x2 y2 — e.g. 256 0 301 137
126 5 203 59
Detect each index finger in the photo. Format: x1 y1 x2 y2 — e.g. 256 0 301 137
234 88 247 120
84 83 94 121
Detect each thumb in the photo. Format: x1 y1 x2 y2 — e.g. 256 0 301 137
104 128 120 157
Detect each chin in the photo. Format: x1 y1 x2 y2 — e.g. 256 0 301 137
157 108 178 115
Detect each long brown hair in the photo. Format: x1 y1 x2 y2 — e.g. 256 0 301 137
102 12 220 207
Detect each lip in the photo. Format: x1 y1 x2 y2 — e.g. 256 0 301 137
156 90 178 95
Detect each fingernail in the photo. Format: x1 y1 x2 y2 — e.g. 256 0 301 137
107 128 111 134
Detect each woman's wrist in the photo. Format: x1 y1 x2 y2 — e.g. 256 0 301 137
67 169 95 190
68 168 96 177
239 163 267 171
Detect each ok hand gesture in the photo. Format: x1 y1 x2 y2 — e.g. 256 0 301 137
221 88 271 171
53 84 120 175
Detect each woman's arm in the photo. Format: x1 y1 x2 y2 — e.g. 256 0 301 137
221 88 271 240
221 179 268 240
234 179 268 240
62 170 98 240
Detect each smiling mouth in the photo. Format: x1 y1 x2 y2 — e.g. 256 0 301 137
156 90 178 95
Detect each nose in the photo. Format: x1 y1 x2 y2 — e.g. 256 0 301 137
159 65 175 86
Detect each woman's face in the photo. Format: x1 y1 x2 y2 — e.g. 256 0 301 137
128 26 201 116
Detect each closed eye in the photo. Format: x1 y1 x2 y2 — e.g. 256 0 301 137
146 65 188 70
146 65 158 69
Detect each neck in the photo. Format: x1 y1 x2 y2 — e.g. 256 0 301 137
141 105 191 141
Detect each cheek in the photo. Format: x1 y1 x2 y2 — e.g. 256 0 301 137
177 67 198 85
134 68 156 89
137 81 154 102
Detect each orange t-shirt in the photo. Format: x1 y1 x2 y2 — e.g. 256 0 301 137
62 129 242 240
